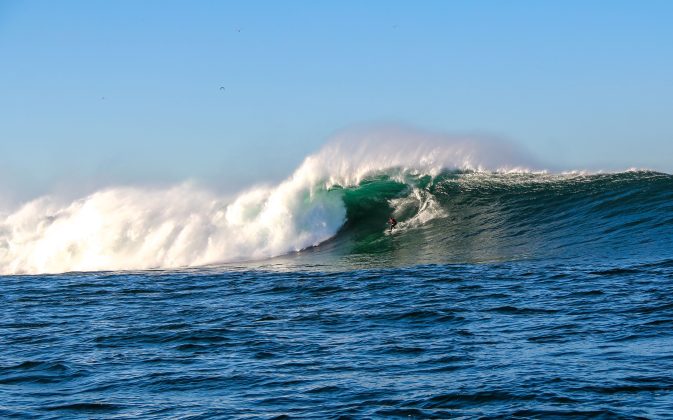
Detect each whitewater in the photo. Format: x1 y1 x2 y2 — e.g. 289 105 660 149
0 127 536 275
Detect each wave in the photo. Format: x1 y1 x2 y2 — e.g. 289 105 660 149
326 169 673 267
1 128 671 274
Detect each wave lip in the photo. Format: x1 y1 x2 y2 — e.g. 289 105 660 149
304 125 538 188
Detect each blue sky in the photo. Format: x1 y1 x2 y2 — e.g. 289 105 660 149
1 1 672 201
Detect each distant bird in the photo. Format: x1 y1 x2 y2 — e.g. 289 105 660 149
219 87 226 91
236 27 241 33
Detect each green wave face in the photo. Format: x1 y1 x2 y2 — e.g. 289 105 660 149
311 170 673 267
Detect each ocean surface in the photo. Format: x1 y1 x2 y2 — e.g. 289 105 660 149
2 164 673 417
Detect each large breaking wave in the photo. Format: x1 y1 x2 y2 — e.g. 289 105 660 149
2 127 671 274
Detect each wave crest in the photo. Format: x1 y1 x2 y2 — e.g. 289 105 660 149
1 127 538 274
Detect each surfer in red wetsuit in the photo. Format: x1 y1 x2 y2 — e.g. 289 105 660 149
388 217 397 232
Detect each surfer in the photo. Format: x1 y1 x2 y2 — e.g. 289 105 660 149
388 217 397 231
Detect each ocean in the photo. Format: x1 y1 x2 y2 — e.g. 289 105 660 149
2 135 673 418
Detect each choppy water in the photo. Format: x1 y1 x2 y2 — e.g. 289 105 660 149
3 258 673 418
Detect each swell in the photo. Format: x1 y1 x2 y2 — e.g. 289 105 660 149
320 170 673 265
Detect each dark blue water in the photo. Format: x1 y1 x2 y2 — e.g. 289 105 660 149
2 259 673 418
2 171 673 418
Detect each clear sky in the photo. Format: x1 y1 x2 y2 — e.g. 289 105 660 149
1 1 672 202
